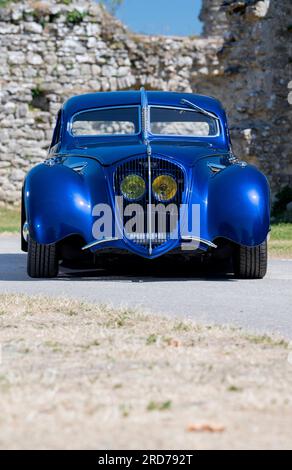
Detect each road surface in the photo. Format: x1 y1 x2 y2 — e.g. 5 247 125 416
0 235 291 338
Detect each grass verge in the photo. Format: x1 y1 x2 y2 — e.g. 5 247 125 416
0 294 291 450
269 223 292 258
0 206 20 233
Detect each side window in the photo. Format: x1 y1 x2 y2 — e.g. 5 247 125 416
50 110 62 150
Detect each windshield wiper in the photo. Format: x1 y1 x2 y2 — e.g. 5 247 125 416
180 98 219 120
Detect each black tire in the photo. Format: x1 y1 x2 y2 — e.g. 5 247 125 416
233 239 268 279
27 237 59 278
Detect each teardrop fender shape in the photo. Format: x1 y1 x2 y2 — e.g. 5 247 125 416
207 164 270 246
24 160 109 245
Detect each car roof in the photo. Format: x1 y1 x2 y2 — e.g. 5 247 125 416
62 90 226 121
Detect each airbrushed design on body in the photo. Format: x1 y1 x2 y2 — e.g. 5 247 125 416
22 89 270 278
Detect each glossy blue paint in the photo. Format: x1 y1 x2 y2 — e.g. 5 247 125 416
193 159 270 246
23 91 270 257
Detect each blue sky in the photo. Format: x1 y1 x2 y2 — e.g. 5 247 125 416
113 0 203 36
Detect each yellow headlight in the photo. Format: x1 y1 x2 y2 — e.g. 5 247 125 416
120 174 146 200
152 175 177 202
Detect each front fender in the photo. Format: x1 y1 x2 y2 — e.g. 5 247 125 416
24 159 109 245
207 164 270 246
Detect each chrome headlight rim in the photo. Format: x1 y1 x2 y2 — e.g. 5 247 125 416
22 221 29 242
120 174 146 201
152 174 178 202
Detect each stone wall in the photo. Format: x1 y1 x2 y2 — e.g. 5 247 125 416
0 0 291 205
199 0 228 36
219 0 292 192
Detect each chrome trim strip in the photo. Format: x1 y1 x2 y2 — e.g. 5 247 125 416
181 236 217 249
23 221 29 242
68 162 88 173
82 237 119 251
140 87 153 255
83 236 217 252
147 143 152 255
140 87 149 143
207 163 226 173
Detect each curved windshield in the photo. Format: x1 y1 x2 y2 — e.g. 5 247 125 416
71 106 140 136
150 106 219 137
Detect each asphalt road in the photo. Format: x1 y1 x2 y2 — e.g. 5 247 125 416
0 235 291 339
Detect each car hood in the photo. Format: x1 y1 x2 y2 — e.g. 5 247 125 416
63 140 229 167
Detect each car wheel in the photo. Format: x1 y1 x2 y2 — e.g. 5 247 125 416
233 239 267 279
27 237 59 278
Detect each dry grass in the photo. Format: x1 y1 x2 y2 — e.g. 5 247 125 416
0 294 291 450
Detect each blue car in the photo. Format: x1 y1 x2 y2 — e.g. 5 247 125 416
22 89 270 278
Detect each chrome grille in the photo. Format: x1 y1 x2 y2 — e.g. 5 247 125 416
114 155 185 251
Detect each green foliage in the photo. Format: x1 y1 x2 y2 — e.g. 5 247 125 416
31 86 43 100
57 0 72 5
66 9 86 25
272 185 292 222
0 0 20 7
272 185 292 215
270 223 292 241
147 400 172 411
31 87 50 111
146 334 157 345
31 4 61 26
227 385 243 392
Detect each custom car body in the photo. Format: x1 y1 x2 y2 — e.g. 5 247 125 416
22 89 270 278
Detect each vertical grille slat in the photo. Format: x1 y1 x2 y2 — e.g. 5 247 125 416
114 155 185 251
